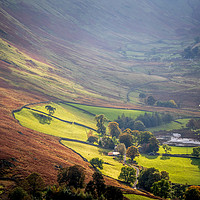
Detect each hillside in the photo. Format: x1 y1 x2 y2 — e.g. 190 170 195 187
0 0 200 107
0 0 200 198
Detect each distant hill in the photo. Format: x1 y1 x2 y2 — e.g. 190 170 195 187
0 0 200 107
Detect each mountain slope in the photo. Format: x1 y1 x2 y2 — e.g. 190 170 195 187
0 0 200 192
1 0 200 105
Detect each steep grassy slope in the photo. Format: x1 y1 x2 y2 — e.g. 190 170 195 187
1 0 200 108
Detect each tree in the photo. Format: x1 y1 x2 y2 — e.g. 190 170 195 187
57 165 85 189
24 172 45 197
85 180 97 199
192 146 200 157
138 167 163 191
146 96 156 106
87 135 98 144
99 136 115 149
134 120 145 131
104 186 123 200
118 166 136 185
90 158 104 170
184 186 200 200
126 146 139 162
45 105 56 116
9 187 30 200
151 179 171 198
119 132 133 148
169 100 178 108
139 93 146 98
95 114 107 136
92 172 106 197
162 144 172 154
108 122 121 138
115 143 126 158
148 137 159 153
138 131 153 144
161 171 169 180
171 183 187 200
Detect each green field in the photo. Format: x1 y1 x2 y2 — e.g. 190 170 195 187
148 119 190 132
30 102 96 129
14 108 91 141
158 146 193 155
67 103 149 121
124 194 154 200
135 155 200 185
14 102 200 185
61 140 124 180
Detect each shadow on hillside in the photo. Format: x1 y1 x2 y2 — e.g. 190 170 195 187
32 112 52 125
191 158 200 170
143 154 159 160
160 155 171 160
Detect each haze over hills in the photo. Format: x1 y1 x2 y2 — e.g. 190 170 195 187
0 1 200 196
0 0 200 107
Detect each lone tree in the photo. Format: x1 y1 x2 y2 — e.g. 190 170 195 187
95 114 107 136
45 105 56 116
108 122 121 138
57 165 85 189
118 166 136 185
126 146 139 162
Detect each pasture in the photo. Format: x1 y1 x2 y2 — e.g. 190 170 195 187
148 118 190 132
67 103 149 121
14 102 199 186
158 146 193 155
124 194 154 200
61 140 124 180
135 155 200 185
14 108 90 141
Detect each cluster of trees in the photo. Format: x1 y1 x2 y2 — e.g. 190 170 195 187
136 112 174 128
146 96 178 108
45 105 56 116
115 112 174 131
91 114 160 157
9 165 123 200
109 123 159 154
156 100 178 108
137 167 200 200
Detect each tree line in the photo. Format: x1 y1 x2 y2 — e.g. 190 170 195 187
8 166 123 200
115 112 174 131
